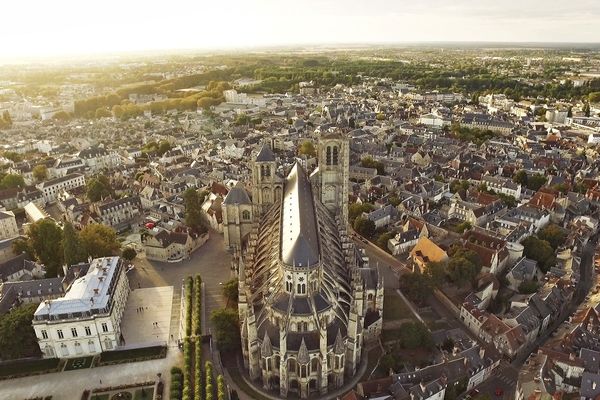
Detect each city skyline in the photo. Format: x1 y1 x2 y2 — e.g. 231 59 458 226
3 0 600 60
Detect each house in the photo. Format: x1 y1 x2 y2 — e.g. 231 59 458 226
0 210 18 240
409 236 449 272
481 175 522 199
143 228 208 262
0 253 45 282
388 218 429 255
364 205 398 229
462 229 509 275
36 173 86 203
91 196 141 233
0 277 64 314
506 258 542 291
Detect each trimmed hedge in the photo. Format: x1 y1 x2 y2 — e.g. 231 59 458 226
205 362 214 400
194 337 203 400
217 375 226 400
193 275 202 336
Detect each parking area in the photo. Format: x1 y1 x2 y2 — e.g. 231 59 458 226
120 286 174 347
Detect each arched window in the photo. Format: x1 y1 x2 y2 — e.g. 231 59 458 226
311 358 319 373
260 165 265 177
265 166 271 177
326 146 332 165
332 146 339 165
242 210 251 220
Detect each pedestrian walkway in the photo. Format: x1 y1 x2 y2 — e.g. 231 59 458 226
0 349 181 400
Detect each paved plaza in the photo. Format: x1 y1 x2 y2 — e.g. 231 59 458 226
120 286 174 347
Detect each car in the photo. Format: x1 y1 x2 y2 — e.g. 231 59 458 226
495 387 504 397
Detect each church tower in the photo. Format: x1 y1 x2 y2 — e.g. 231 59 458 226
316 130 349 224
251 144 283 214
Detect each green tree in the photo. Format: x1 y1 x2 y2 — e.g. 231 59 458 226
353 217 375 238
95 108 112 118
522 236 555 273
86 175 113 202
0 174 25 189
584 102 591 117
424 261 446 288
538 224 566 250
11 237 34 259
518 280 539 294
360 157 385 175
513 170 528 186
450 180 470 194
590 92 600 103
376 232 395 253
183 188 207 234
157 140 172 156
80 224 120 258
32 164 48 182
1 110 12 127
28 219 64 277
527 174 547 191
298 141 316 157
0 304 41 359
121 247 137 261
399 322 433 349
52 111 71 121
348 203 374 225
399 272 433 304
63 222 87 267
211 308 240 352
222 279 239 307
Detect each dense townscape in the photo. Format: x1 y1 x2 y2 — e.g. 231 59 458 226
0 47 600 400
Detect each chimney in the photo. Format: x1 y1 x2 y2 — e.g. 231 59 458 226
93 288 99 295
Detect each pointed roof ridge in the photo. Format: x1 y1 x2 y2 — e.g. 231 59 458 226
280 163 320 267
298 337 310 364
255 144 276 162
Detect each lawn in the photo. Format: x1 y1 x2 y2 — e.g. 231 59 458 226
64 356 94 371
0 358 60 378
381 328 403 343
383 292 415 321
133 387 154 400
99 346 166 364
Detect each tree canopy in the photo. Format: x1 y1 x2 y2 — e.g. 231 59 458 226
32 165 48 182
28 219 64 277
80 224 120 259
522 236 555 273
0 174 25 190
63 222 87 267
86 175 113 202
0 304 41 359
298 141 316 157
183 188 207 234
353 217 375 238
211 308 240 352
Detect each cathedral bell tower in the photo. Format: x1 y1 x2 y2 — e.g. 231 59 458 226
317 131 349 225
251 144 282 214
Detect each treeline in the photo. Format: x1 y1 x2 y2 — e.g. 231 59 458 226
73 77 231 119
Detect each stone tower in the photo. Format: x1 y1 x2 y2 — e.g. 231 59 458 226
316 130 349 225
251 144 283 214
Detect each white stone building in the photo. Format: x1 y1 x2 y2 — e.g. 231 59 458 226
0 210 18 240
36 173 86 204
32 257 129 358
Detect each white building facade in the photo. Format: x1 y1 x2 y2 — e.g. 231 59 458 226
32 257 129 358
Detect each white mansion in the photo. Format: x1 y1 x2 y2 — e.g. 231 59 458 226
229 131 384 398
32 256 129 358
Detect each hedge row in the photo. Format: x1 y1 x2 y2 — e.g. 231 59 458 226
185 276 194 338
194 337 203 400
217 375 226 400
171 366 183 400
205 362 213 400
193 275 203 336
182 338 193 400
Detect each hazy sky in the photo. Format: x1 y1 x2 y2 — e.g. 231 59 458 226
2 0 600 58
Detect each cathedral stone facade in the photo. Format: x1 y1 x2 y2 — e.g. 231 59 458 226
229 131 384 398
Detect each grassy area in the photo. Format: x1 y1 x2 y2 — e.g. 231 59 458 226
90 395 109 400
99 346 166 365
383 292 415 321
64 356 94 371
133 387 154 400
0 358 60 378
